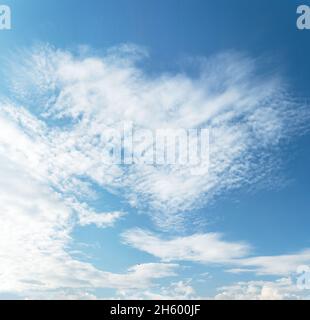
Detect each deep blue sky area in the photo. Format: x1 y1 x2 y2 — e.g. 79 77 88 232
0 1 309 93
0 1 309 83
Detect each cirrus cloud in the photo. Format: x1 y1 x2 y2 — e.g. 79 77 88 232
0 43 309 298
4 44 309 228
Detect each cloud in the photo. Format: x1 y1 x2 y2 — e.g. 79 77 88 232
228 250 310 276
215 278 308 300
68 198 125 228
0 43 309 298
122 228 250 263
78 211 125 228
0 96 176 297
116 280 199 300
123 229 310 279
4 44 308 229
21 262 178 299
117 277 309 300
0 102 124 230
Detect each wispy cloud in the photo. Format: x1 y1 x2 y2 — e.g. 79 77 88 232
123 228 310 278
228 250 310 276
0 93 175 297
4 44 308 229
0 140 176 295
122 228 250 263
0 43 309 298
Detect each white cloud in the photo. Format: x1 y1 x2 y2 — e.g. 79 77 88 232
228 250 310 276
68 198 125 228
4 44 308 229
78 211 125 228
116 280 199 300
122 228 250 263
117 277 310 300
0 97 176 297
0 43 309 298
215 278 308 300
123 229 310 279
0 102 124 229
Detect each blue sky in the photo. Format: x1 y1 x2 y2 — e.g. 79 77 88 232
0 0 310 299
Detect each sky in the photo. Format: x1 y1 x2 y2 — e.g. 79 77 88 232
0 0 310 300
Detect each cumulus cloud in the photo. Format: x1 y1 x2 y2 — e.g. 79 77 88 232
116 280 199 300
117 277 309 300
215 278 307 300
